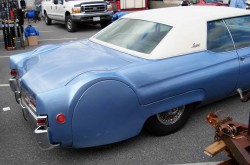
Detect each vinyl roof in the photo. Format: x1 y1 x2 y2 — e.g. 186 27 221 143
91 6 250 59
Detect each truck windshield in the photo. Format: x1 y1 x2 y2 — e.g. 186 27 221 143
94 18 172 54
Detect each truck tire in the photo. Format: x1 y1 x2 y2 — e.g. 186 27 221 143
145 104 193 136
100 21 111 28
66 15 77 32
45 13 52 25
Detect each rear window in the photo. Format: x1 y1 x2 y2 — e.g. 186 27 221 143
94 18 172 54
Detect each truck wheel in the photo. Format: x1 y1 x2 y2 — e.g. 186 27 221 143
145 104 193 136
45 13 52 25
100 21 111 28
66 15 77 32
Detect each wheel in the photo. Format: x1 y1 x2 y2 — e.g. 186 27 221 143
44 12 52 25
100 21 111 28
145 104 193 136
66 15 77 32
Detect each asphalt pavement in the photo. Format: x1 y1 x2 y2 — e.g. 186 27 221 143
0 20 250 165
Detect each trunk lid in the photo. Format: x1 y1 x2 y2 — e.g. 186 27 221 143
19 40 135 94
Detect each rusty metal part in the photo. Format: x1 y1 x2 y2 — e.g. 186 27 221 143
248 113 250 139
222 135 250 165
205 112 250 165
217 159 238 165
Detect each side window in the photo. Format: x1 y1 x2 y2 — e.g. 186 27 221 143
189 0 199 4
224 16 250 49
207 20 234 53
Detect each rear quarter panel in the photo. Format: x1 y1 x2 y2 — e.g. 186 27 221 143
72 80 142 148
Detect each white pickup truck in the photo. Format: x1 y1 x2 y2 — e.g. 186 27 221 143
42 0 113 32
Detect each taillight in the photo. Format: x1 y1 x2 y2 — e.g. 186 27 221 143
10 69 18 76
117 1 120 10
37 116 48 126
56 113 66 124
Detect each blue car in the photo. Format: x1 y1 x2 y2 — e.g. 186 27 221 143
9 6 250 149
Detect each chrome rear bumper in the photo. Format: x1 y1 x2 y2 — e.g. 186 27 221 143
9 77 59 150
34 126 59 150
9 78 21 104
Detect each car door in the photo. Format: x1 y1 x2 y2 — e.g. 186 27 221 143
55 0 65 21
49 0 58 20
202 20 240 100
224 16 250 90
117 20 240 105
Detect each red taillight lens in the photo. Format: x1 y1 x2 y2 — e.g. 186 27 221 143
37 116 48 126
117 1 120 10
56 113 66 124
10 69 18 76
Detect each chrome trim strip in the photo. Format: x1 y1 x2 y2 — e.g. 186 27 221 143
20 99 37 123
9 78 18 92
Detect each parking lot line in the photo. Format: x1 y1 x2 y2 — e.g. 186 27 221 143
0 56 10 58
0 38 78 44
38 38 78 41
39 31 53 33
173 162 221 165
0 84 9 87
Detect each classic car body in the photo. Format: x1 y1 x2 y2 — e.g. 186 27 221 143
9 6 250 149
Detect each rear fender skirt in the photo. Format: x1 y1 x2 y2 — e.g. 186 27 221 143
72 80 142 148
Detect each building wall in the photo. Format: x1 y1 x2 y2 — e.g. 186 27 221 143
149 0 182 9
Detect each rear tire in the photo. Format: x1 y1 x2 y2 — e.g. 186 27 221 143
45 12 52 25
145 104 193 136
66 15 77 32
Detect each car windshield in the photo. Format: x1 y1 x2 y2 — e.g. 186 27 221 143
94 18 172 54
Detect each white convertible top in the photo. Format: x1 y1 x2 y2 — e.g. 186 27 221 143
91 6 250 59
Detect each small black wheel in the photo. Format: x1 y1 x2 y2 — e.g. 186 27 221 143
100 21 111 28
145 104 193 136
66 15 77 32
45 12 52 25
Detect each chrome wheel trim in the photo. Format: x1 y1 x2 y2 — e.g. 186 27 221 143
156 105 185 125
67 19 72 30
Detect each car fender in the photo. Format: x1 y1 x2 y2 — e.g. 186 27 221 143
72 80 143 148
142 89 206 118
